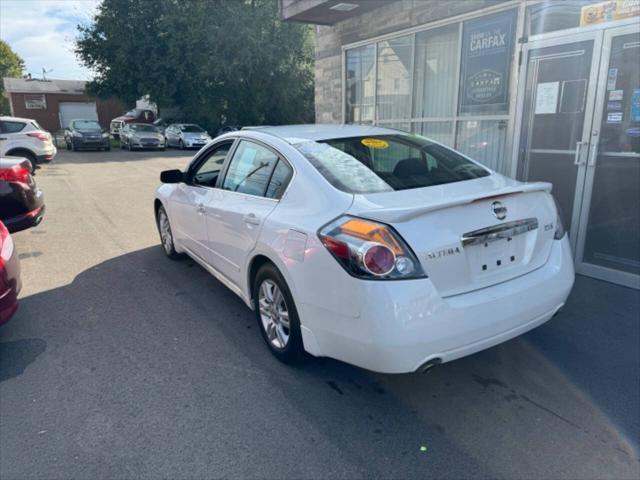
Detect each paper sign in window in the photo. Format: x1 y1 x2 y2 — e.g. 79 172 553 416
535 82 559 114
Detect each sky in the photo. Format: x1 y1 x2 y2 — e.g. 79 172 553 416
0 0 100 80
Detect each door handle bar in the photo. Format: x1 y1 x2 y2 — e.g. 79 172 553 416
573 141 586 166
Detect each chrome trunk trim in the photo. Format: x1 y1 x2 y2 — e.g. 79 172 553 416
461 218 538 247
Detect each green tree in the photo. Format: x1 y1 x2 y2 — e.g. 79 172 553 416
76 0 315 131
0 40 25 115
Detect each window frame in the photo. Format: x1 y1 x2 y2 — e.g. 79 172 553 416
185 139 237 188
214 138 295 201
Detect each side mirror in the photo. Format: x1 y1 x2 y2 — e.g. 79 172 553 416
160 169 184 184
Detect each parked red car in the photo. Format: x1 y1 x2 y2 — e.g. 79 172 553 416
0 220 21 325
110 109 156 138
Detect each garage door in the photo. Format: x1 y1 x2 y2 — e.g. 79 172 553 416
59 102 98 129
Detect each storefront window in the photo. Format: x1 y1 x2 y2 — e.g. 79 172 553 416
413 25 459 118
346 44 375 123
344 9 517 174
376 35 412 121
413 121 454 147
455 120 508 172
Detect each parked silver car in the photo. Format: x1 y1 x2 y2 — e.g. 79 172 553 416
119 123 166 151
164 124 211 149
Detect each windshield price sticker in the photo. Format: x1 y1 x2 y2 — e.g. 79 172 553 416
361 138 389 149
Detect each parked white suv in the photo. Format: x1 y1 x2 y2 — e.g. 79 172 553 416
0 116 57 171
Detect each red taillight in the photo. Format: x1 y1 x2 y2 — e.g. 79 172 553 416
320 236 349 259
27 131 49 142
318 215 426 280
363 244 395 276
0 164 30 184
0 221 13 264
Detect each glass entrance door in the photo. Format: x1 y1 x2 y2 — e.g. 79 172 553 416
517 32 602 254
575 26 640 289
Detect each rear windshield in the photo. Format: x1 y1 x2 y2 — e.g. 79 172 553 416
130 124 156 132
294 134 490 194
181 125 204 132
72 120 101 130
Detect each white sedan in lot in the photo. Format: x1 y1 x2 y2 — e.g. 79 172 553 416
154 125 574 373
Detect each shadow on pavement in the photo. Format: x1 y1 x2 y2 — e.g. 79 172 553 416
1 246 638 478
0 338 47 383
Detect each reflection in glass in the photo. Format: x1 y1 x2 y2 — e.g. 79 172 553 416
413 25 459 119
455 120 508 172
413 121 454 147
346 45 375 123
376 36 412 120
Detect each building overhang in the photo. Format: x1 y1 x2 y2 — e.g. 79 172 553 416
279 0 395 25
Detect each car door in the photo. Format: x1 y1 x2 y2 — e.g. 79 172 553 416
204 139 290 287
167 126 178 147
168 141 235 263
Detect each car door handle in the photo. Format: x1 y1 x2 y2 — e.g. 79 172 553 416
196 203 206 214
243 213 260 226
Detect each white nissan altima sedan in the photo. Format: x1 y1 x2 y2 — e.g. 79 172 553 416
154 124 574 373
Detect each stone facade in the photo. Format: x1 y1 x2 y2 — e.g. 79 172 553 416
313 0 509 123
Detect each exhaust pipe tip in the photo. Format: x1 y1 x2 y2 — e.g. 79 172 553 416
416 357 442 374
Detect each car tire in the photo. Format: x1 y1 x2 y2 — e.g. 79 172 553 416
66 141 71 151
179 139 185 150
21 151 38 173
105 145 111 151
156 205 182 260
253 263 307 365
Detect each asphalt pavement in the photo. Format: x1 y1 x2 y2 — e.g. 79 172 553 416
1 148 638 479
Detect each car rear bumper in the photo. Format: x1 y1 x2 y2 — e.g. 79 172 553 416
299 236 575 373
3 204 45 233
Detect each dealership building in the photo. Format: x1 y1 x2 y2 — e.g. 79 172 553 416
280 0 640 288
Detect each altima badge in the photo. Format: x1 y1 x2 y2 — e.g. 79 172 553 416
427 247 461 260
491 201 507 220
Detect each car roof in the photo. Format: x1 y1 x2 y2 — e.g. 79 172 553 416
241 124 405 144
0 116 32 123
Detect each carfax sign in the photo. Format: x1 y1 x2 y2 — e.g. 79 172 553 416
459 9 517 115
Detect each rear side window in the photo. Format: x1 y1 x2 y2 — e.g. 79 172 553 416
295 134 489 194
0 121 26 133
222 140 279 196
266 160 293 199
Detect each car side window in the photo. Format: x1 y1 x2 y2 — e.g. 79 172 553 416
265 160 293 199
191 142 233 188
0 121 26 133
222 140 279 197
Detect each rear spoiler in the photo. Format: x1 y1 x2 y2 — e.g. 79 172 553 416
353 182 552 223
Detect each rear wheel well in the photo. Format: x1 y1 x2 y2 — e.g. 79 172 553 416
248 255 274 299
5 148 36 161
154 199 163 218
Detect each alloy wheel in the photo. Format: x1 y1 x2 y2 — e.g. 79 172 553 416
258 279 290 349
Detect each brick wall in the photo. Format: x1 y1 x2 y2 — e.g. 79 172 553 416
8 93 125 132
314 0 509 123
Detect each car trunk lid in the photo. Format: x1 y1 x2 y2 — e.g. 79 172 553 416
348 175 558 297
